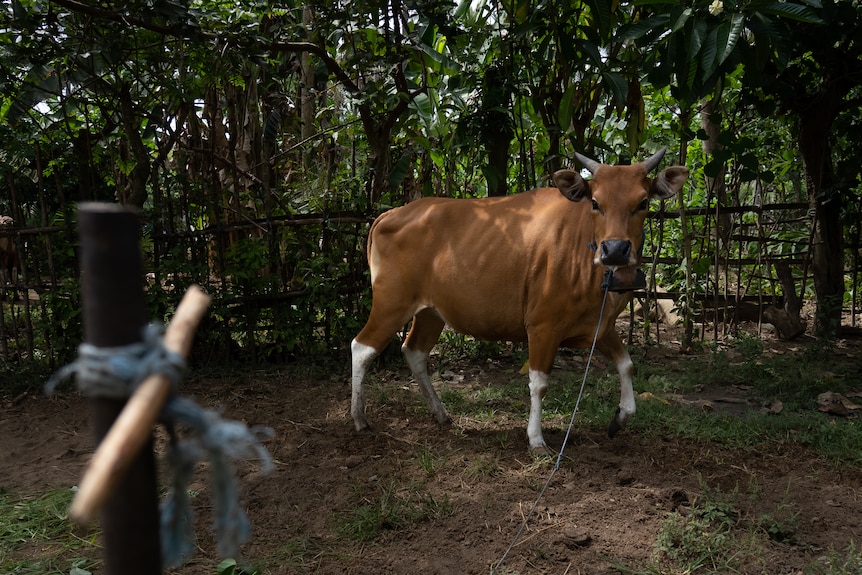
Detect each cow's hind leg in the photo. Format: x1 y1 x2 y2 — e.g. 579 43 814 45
351 338 380 433
402 308 450 425
352 302 419 432
597 331 635 438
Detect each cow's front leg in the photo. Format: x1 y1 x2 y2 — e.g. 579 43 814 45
402 309 450 425
527 369 552 454
598 332 635 438
526 332 560 454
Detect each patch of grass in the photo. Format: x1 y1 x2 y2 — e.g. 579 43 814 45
541 371 620 433
609 482 764 574
735 332 765 361
439 387 473 414
364 371 420 415
636 360 705 395
477 430 515 452
334 482 453 542
627 397 862 465
805 543 862 575
611 478 861 575
458 339 862 466
542 344 862 466
255 534 335 572
414 445 448 477
463 453 503 482
440 378 526 418
0 487 100 574
655 498 754 573
437 331 506 362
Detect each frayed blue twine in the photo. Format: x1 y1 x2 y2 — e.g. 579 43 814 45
45 324 274 568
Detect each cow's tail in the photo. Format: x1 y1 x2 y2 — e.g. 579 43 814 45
365 211 390 284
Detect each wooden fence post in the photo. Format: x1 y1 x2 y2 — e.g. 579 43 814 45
78 202 162 575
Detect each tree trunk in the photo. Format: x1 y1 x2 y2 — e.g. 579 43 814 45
700 97 732 244
763 261 806 339
300 5 316 171
797 104 844 338
362 110 394 208
481 65 513 197
485 123 513 197
119 85 151 208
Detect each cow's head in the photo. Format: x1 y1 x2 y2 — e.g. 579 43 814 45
553 147 688 267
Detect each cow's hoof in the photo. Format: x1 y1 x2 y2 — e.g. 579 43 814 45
530 443 556 457
607 408 623 439
435 413 453 427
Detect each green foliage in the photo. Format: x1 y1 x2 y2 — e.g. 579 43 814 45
38 281 84 365
757 506 800 545
0 0 860 365
0 361 53 396
624 0 822 108
610 479 817 573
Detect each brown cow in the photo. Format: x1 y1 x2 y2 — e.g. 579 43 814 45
350 148 688 452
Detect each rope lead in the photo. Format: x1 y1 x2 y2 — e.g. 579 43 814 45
492 277 612 574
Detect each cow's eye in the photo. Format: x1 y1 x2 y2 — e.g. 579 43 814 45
591 199 600 211
636 199 649 212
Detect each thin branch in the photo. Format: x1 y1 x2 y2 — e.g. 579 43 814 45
271 41 360 94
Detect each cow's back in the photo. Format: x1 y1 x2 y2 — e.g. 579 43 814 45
366 188 612 342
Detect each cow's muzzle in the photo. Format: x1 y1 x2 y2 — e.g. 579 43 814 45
599 239 632 266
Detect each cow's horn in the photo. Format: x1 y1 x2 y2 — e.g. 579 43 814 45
642 146 668 172
574 152 601 174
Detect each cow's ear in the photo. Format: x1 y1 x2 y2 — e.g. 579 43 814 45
650 166 689 200
553 169 591 202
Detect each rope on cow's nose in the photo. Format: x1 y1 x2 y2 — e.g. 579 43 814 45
492 272 612 574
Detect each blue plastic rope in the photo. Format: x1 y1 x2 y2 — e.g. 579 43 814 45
45 324 185 398
45 324 273 567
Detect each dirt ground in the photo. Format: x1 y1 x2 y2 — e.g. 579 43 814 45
1 330 861 575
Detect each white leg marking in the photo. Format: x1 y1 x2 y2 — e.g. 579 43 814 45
527 369 550 451
402 345 451 425
616 351 636 425
351 339 379 431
